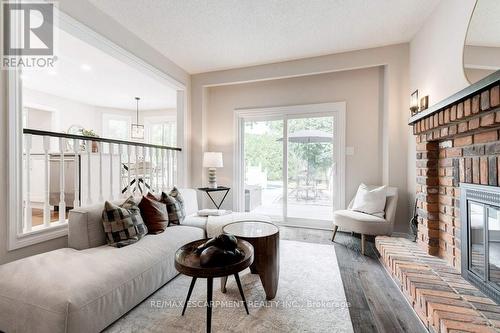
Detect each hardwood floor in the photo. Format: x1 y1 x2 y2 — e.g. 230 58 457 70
280 226 427 333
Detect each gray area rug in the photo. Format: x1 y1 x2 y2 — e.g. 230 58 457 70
104 240 353 333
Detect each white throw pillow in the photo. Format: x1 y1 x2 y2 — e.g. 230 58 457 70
350 184 387 218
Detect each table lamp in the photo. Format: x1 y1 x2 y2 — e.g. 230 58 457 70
203 152 223 188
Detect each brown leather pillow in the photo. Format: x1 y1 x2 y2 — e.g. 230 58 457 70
139 194 169 234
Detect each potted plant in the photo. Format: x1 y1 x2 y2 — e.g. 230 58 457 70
80 129 100 153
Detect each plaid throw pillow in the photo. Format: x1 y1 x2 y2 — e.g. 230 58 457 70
102 196 148 248
161 187 185 225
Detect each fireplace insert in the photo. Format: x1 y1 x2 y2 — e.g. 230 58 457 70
461 183 500 304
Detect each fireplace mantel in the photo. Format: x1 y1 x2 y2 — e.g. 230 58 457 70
409 70 500 125
409 70 500 268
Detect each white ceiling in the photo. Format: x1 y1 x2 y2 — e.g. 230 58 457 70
22 27 177 110
466 0 500 47
89 0 441 74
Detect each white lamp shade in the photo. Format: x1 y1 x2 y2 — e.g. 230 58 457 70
203 152 223 168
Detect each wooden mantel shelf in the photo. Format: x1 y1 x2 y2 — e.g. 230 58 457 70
408 70 500 125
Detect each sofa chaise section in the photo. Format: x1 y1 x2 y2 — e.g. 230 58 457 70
0 224 203 333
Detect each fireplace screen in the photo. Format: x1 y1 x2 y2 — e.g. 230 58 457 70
461 183 500 303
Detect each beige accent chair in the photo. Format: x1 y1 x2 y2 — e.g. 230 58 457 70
332 186 398 255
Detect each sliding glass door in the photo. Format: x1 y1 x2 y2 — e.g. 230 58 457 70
238 104 344 229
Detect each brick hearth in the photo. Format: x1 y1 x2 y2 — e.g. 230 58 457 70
413 82 500 270
376 237 500 333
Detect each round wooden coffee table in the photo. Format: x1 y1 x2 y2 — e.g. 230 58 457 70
222 221 279 300
174 239 254 333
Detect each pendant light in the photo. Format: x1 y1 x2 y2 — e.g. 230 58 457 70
131 97 144 139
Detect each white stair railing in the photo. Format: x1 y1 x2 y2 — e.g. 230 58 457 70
22 129 181 231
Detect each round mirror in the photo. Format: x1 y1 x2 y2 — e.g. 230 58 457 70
463 0 500 84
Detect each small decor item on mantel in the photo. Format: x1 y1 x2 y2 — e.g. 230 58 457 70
410 90 419 116
409 198 419 242
420 95 429 111
203 152 223 189
79 128 100 152
196 234 244 267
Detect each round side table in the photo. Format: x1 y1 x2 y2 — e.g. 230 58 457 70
175 239 254 333
222 221 279 300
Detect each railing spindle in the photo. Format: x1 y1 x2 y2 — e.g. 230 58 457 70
134 145 140 195
109 143 114 201
58 137 66 223
24 134 32 232
86 140 92 205
161 149 165 191
73 138 80 209
155 148 160 193
173 151 177 186
142 146 147 193
149 147 154 193
127 145 132 196
118 144 123 198
43 136 51 227
98 142 104 202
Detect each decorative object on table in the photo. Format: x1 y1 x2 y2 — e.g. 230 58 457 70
131 97 145 140
420 95 429 111
197 209 232 217
203 152 223 188
139 193 169 234
101 196 148 247
175 238 254 333
195 234 244 267
79 128 100 152
410 90 419 115
409 198 419 242
161 186 186 225
222 220 279 300
197 186 230 209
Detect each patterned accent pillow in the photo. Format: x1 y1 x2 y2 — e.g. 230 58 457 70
102 196 148 248
161 187 185 225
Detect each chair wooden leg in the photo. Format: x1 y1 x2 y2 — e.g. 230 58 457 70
361 234 366 255
331 225 338 242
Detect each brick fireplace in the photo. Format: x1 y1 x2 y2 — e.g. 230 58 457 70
375 72 500 332
412 73 500 271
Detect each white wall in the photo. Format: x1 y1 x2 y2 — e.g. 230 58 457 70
192 44 410 233
407 0 477 215
409 0 476 106
206 67 383 211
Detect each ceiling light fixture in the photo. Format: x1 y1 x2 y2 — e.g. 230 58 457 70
131 97 144 140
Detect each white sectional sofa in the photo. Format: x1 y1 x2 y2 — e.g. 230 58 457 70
0 189 269 333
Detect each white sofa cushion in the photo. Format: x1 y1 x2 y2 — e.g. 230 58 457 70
0 225 204 333
179 188 198 216
351 184 387 218
334 210 391 235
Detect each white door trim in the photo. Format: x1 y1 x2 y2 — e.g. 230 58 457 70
233 102 346 220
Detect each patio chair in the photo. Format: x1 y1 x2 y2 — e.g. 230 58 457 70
331 186 398 255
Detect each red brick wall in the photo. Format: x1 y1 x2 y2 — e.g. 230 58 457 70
414 84 500 270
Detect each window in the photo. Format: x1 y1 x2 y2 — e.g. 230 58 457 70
145 116 177 146
102 114 132 140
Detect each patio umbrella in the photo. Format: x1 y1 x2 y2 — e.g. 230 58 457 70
277 129 333 187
